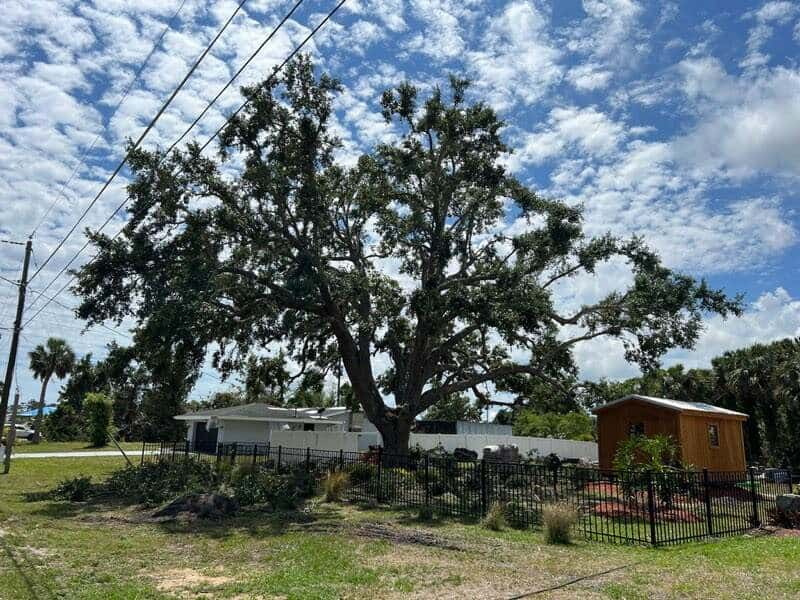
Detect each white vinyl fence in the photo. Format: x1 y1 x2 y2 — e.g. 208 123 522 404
268 430 597 462
409 433 597 461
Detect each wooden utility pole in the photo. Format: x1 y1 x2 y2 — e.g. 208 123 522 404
0 238 32 437
3 389 20 473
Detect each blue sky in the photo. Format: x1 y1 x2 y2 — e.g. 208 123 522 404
0 0 798 407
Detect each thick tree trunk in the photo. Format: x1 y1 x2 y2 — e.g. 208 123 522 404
31 374 51 444
371 412 413 461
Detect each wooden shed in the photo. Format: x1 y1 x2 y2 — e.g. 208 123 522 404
592 395 748 472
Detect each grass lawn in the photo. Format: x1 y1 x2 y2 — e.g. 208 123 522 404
10 440 144 454
1 458 799 599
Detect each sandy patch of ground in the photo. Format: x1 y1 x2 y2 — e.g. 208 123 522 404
153 568 234 594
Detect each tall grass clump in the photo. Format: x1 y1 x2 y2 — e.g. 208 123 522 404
482 501 507 531
543 503 578 544
323 471 350 502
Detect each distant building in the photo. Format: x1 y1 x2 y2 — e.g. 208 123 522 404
413 420 513 436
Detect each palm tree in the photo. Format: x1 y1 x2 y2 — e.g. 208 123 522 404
29 338 76 442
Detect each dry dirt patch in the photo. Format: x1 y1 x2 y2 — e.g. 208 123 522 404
153 568 234 594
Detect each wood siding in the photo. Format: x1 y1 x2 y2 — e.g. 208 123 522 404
596 400 681 470
678 414 747 471
596 399 748 471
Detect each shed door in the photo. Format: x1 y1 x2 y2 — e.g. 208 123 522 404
194 422 219 452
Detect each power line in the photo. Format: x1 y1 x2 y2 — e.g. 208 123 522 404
29 0 191 239
28 0 251 284
165 0 307 155
23 0 346 324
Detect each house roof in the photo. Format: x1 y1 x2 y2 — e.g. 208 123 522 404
592 394 748 419
174 403 347 424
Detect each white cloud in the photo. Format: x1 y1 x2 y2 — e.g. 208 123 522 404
566 63 612 91
576 287 800 380
675 60 800 178
466 1 562 109
507 105 624 170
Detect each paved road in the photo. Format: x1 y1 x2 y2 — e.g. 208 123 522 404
4 450 158 459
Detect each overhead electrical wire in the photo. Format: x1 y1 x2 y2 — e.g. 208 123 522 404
28 0 252 284
28 0 191 239
23 0 347 329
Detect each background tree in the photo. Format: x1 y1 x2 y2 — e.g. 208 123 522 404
512 410 594 441
74 57 740 455
243 353 291 404
424 393 482 422
28 338 75 442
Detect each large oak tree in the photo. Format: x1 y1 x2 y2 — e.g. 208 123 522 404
75 58 740 454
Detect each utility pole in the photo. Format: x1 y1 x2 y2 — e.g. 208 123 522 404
0 238 32 436
3 389 20 474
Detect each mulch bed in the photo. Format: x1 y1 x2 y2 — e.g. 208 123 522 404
590 500 701 523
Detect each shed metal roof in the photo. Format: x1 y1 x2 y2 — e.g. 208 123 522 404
592 394 748 419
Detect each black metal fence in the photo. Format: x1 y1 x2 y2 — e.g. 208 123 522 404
141 440 793 546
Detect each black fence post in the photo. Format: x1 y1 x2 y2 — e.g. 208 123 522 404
480 459 488 516
185 439 190 459
424 453 430 508
339 449 344 471
171 441 176 462
646 472 657 546
277 445 282 470
140 440 146 466
376 447 383 503
231 442 238 466
216 442 222 464
252 443 258 466
703 469 713 536
788 468 794 494
266 442 271 468
749 467 760 527
306 447 311 471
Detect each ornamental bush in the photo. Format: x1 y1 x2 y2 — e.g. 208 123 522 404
82 392 113 447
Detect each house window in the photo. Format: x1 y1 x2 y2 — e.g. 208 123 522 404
303 423 315 431
708 424 720 448
628 422 645 437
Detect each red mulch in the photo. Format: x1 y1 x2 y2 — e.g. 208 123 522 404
772 527 800 537
585 482 621 496
590 500 702 523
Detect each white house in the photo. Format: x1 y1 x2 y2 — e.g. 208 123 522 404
174 403 598 461
176 404 357 448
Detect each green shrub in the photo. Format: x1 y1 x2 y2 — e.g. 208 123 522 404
482 501 507 531
769 507 800 529
42 405 84 442
348 462 377 484
54 476 93 502
504 473 527 489
83 392 113 447
417 504 435 522
104 460 217 506
543 503 578 544
323 471 350 502
229 466 315 508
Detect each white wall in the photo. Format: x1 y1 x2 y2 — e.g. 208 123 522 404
263 430 597 461
217 420 270 444
409 434 597 461
269 430 380 452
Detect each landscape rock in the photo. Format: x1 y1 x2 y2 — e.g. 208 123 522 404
776 494 800 514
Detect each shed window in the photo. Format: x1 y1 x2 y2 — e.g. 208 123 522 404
628 422 645 437
708 424 720 448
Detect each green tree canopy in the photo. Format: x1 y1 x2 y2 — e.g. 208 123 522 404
74 57 740 454
424 394 482 422
513 410 595 441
